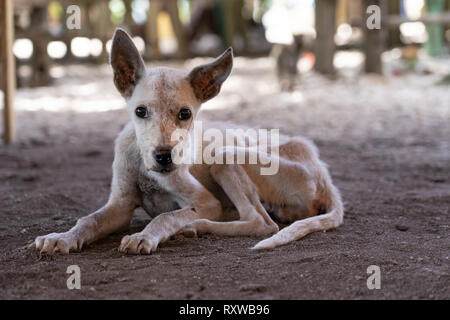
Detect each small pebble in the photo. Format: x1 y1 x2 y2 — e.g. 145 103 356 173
395 225 409 231
239 284 266 293
197 285 205 292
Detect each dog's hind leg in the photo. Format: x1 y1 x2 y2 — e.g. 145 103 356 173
184 164 279 236
252 174 344 250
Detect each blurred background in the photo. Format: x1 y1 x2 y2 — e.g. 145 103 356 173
4 0 450 87
0 1 450 119
2 0 450 83
0 0 449 167
0 0 448 148
1 1 450 143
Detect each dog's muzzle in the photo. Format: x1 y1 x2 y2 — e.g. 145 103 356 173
152 146 175 173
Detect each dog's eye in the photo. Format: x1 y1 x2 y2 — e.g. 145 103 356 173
135 105 149 119
178 108 192 121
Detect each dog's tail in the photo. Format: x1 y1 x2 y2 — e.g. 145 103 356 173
252 179 344 250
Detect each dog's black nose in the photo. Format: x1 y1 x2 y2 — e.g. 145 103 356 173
153 147 172 167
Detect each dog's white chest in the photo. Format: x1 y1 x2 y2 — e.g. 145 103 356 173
138 173 179 217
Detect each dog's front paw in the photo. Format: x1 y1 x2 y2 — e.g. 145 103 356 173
119 233 159 255
29 232 81 254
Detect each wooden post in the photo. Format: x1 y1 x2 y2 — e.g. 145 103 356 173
222 0 235 48
30 5 51 86
314 0 336 75
90 0 112 64
447 0 450 40
336 0 348 27
363 0 387 74
124 0 134 27
146 0 162 59
388 0 401 48
234 0 248 52
166 0 187 59
1 0 16 143
425 0 445 57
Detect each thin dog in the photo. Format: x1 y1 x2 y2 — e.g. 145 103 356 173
30 29 344 254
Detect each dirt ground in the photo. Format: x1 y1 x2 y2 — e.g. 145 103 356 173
0 57 449 299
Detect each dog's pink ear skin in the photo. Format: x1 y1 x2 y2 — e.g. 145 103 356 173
110 28 146 98
188 47 233 102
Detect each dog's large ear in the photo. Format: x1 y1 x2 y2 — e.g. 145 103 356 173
187 47 233 102
110 28 146 98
